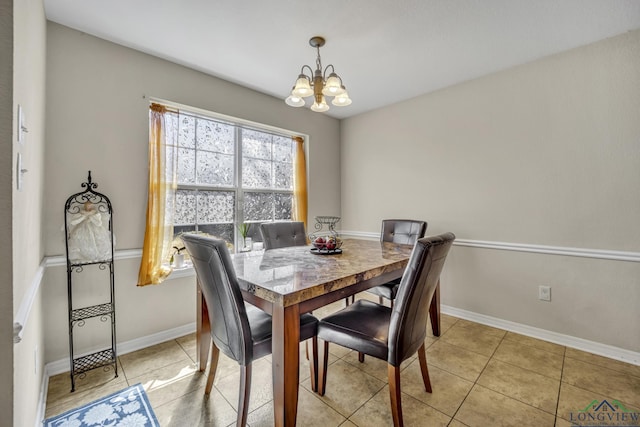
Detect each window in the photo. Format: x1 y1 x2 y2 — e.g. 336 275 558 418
166 108 296 250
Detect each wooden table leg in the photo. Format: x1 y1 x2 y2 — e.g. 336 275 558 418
196 280 211 372
429 279 441 337
271 304 300 427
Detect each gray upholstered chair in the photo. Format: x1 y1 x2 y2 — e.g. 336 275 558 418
259 221 307 250
181 233 318 427
366 219 427 306
317 232 455 427
259 221 319 359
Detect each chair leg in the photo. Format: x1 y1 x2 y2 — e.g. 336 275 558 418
379 296 384 305
417 343 432 393
205 342 220 395
318 340 330 396
237 364 252 427
388 364 404 427
358 352 365 363
309 337 319 392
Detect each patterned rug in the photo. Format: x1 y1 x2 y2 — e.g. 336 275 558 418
44 383 159 427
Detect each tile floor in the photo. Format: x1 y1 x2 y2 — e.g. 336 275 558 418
45 297 640 426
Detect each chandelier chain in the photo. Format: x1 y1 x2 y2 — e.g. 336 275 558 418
315 46 322 73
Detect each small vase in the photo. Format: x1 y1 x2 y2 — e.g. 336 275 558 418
174 253 185 268
244 237 253 251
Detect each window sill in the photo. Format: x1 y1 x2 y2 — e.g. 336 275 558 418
168 263 196 280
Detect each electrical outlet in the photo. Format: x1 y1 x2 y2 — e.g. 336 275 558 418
538 285 551 301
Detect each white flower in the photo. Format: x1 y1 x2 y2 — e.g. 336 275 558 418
117 412 148 427
83 403 117 425
121 401 141 414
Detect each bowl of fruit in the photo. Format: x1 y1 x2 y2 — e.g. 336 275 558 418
310 235 343 254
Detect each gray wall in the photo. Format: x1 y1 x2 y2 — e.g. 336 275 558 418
11 0 48 425
42 22 341 363
13 14 639 426
340 30 640 352
1 0 14 423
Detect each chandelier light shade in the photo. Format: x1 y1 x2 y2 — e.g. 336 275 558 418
285 36 351 112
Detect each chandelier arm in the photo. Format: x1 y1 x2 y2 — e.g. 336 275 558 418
300 65 314 79
323 64 341 82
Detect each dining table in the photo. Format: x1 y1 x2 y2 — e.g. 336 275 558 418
195 238 442 427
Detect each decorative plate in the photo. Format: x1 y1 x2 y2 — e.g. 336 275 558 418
310 248 343 255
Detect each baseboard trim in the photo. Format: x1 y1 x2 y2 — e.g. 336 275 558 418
35 370 49 427
441 305 640 366
44 322 196 377
43 306 640 375
39 305 639 425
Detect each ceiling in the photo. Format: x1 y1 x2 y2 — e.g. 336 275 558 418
44 0 640 119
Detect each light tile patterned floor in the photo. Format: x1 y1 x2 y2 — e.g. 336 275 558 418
45 298 640 426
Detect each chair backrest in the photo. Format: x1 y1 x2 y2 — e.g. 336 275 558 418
260 221 307 250
387 232 455 366
380 219 427 245
181 234 254 366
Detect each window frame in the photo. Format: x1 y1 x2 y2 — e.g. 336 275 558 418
163 101 304 251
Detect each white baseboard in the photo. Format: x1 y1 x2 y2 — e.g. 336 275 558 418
44 322 196 377
35 372 49 427
42 306 640 379
40 322 193 426
39 306 639 425
441 305 640 366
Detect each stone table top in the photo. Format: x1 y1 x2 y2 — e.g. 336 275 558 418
231 238 414 307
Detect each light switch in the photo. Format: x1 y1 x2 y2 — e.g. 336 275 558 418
17 104 27 144
16 153 27 191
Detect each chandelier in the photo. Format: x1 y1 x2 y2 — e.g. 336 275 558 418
285 36 352 112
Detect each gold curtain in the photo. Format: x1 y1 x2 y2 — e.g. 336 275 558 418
137 103 177 286
292 136 308 232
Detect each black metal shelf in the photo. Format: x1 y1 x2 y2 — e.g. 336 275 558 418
64 171 117 392
69 259 112 268
71 303 114 323
72 349 116 376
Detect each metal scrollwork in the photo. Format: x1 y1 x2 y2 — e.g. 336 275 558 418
64 171 117 392
309 216 343 254
310 216 341 238
315 216 340 233
81 170 98 191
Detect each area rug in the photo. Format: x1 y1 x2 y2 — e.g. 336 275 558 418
44 383 159 427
